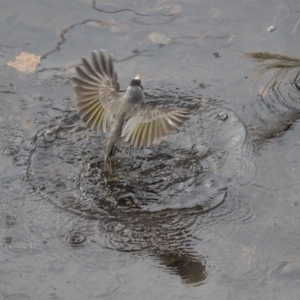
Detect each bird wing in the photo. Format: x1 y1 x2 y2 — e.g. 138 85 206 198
121 103 193 148
72 50 123 132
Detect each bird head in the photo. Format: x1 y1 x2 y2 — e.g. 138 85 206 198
129 73 143 90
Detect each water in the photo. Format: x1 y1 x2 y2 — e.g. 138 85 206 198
1 0 300 299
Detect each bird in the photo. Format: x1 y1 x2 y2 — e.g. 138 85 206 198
72 50 199 174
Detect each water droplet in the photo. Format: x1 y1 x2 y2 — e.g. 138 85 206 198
39 97 53 108
213 52 221 58
2 236 13 244
62 97 71 104
39 184 45 191
217 112 228 121
42 130 57 142
49 293 59 300
0 212 17 227
267 25 276 32
14 155 29 166
66 232 86 247
3 145 19 155
75 126 85 132
4 215 17 227
102 219 127 232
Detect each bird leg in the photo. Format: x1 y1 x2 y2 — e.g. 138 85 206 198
104 119 124 174
104 143 114 174
104 155 112 174
104 129 116 174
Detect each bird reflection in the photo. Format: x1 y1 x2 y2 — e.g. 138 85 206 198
157 251 207 285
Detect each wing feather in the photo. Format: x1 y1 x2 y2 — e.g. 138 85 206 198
122 104 196 148
72 50 122 133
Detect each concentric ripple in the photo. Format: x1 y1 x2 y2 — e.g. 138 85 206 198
27 94 256 251
2 145 19 155
65 231 87 247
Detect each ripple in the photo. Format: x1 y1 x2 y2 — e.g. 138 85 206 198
49 293 60 300
158 47 216 85
0 282 11 295
13 155 29 166
42 129 57 142
27 93 256 253
263 234 300 262
206 192 256 226
0 211 17 227
224 249 270 288
2 145 19 155
2 236 13 244
74 271 122 298
4 294 31 300
38 97 54 108
102 219 127 233
47 260 65 272
217 111 228 121
247 85 300 145
34 112 53 124
6 240 30 254
65 231 86 247
28 120 226 215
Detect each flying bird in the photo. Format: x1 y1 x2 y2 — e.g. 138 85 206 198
72 50 199 173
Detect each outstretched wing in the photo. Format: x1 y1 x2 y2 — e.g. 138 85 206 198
72 50 123 132
121 104 194 148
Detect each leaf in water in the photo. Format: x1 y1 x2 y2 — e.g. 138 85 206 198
148 32 171 45
7 52 41 73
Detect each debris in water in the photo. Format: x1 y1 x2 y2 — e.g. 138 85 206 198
7 52 41 73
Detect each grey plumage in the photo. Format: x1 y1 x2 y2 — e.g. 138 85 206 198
72 50 197 173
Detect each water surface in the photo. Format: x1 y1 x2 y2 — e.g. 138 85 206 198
1 0 300 299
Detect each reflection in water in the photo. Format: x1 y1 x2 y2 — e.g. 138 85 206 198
247 85 300 145
158 252 207 285
244 50 300 145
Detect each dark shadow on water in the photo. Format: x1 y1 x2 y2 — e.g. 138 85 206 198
157 251 207 285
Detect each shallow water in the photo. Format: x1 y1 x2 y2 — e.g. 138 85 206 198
1 0 300 299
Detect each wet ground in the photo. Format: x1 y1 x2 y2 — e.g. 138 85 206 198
1 0 300 299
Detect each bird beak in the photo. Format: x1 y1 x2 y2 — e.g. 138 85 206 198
134 73 140 80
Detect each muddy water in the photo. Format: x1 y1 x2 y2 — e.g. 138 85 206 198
1 0 300 299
